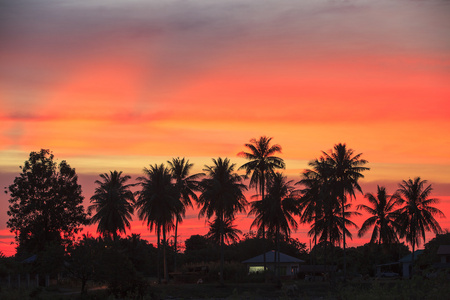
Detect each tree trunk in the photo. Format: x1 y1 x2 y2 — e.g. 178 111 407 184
163 225 168 283
174 218 178 272
157 226 161 284
411 241 415 279
220 212 225 286
81 278 87 295
261 177 267 282
341 193 347 282
275 226 280 281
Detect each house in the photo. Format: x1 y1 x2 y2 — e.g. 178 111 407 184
242 250 304 276
376 250 424 278
399 250 424 278
437 245 450 264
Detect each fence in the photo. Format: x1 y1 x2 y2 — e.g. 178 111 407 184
0 273 51 289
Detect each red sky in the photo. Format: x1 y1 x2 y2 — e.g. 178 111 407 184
1 0 450 256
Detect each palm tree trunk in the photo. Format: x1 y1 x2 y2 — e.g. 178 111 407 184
174 218 178 272
341 194 347 282
274 230 277 277
220 212 225 286
157 226 161 284
275 226 280 282
261 178 267 282
163 224 168 283
411 241 415 279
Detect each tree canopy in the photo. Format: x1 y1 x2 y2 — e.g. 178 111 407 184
89 170 135 239
6 149 89 255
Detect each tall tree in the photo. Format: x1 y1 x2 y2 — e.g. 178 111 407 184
206 216 242 245
357 186 401 244
238 136 285 273
167 157 202 271
394 177 445 273
248 172 298 278
135 164 182 283
321 143 369 279
7 149 88 255
89 171 135 240
198 158 247 285
309 203 359 248
297 158 333 247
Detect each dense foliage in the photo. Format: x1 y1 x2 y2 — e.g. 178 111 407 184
6 149 89 256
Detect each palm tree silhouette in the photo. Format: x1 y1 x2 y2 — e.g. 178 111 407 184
198 158 247 285
167 157 202 271
89 171 135 240
136 164 183 283
310 202 359 249
248 172 298 279
321 143 368 279
297 158 333 248
394 177 445 275
238 136 285 273
357 186 401 244
206 216 242 245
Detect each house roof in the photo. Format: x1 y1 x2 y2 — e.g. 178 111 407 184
437 245 450 255
21 254 37 263
242 250 304 264
399 250 424 263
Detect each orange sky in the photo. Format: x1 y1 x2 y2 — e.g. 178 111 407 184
1 0 450 256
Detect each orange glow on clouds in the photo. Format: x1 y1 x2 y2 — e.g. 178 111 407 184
1 0 450 255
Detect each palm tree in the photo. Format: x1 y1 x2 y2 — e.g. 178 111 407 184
198 158 247 285
89 171 135 240
297 158 333 247
248 172 298 278
394 177 445 274
357 186 401 244
135 164 183 283
321 143 369 278
206 216 242 245
238 136 285 272
167 157 202 271
309 203 359 249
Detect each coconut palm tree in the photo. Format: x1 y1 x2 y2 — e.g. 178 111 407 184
248 172 298 278
357 186 401 244
310 202 359 248
238 136 285 272
394 177 445 274
89 171 135 240
198 158 247 285
167 157 202 271
206 216 242 245
135 164 183 283
321 143 369 278
297 158 333 246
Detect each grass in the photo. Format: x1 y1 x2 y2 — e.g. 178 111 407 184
1 274 449 299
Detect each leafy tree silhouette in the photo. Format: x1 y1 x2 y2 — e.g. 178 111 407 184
7 149 88 256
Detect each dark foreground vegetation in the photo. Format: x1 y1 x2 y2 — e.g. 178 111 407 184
1 274 450 300
1 232 449 299
2 138 448 299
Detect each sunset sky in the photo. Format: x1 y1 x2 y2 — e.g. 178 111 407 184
1 0 449 256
